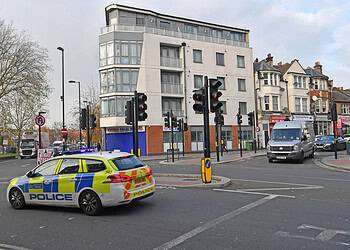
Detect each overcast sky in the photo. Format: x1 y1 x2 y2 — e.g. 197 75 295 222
1 0 350 126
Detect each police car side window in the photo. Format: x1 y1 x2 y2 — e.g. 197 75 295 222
34 160 59 176
58 159 80 175
85 160 106 173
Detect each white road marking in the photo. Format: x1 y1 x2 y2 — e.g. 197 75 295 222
230 178 323 187
276 224 350 247
213 188 295 199
0 243 31 250
260 173 350 183
239 186 324 192
153 195 276 250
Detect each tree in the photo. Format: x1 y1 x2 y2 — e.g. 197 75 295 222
0 20 50 101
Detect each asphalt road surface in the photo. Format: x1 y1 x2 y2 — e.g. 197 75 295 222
0 152 350 250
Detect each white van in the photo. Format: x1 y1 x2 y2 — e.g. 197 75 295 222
267 121 315 163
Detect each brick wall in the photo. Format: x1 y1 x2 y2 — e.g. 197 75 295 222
146 125 163 155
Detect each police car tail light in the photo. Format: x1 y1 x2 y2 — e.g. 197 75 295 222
106 174 133 183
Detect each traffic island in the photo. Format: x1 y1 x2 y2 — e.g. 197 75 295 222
319 155 350 172
154 173 231 189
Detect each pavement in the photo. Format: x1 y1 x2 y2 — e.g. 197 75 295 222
1 152 350 249
319 154 350 171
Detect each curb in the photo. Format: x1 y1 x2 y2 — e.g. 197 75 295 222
154 173 231 189
318 158 350 172
158 152 266 165
0 156 17 161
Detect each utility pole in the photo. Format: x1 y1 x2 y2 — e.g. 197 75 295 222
203 76 210 158
331 101 338 159
170 110 175 162
180 118 185 157
57 46 66 151
86 104 90 148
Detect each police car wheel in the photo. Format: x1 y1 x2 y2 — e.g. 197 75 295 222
9 188 25 209
79 191 102 216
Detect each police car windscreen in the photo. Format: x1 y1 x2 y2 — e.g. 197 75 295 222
112 156 145 170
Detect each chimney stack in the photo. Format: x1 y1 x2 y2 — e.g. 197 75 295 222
314 61 322 74
266 53 273 66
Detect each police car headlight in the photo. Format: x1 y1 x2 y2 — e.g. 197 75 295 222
293 145 299 151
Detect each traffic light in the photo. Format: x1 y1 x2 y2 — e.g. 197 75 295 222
164 112 170 128
90 114 97 129
125 100 133 125
81 108 87 130
137 93 148 121
178 118 183 131
193 88 205 113
172 114 178 128
331 102 337 122
248 111 254 126
209 78 223 113
214 110 224 125
237 113 242 125
184 122 188 131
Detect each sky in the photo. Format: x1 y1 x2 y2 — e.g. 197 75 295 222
1 0 350 126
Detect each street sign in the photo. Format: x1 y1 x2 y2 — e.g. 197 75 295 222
37 148 54 165
60 128 68 138
35 115 45 127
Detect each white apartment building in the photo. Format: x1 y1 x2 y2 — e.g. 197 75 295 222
99 4 255 154
254 54 288 148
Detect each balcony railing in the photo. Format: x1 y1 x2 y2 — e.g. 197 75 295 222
160 56 182 68
162 109 185 117
101 25 249 48
161 83 184 95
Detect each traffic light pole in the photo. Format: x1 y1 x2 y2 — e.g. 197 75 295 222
133 91 139 157
170 110 175 162
220 124 223 157
252 111 257 153
333 120 338 159
203 76 211 158
215 121 220 162
86 104 90 148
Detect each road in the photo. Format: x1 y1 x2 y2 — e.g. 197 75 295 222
0 152 350 250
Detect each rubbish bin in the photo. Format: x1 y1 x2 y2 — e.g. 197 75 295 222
347 141 350 155
246 140 253 151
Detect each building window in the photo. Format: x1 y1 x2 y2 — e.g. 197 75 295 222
315 99 321 113
231 32 246 42
238 78 246 92
314 80 319 90
237 55 245 68
274 74 278 86
162 97 183 117
99 44 107 66
263 73 268 85
294 75 306 88
159 20 171 29
239 102 247 115
216 52 225 66
185 24 198 34
322 100 327 113
115 41 142 65
194 75 203 89
106 42 114 65
136 17 144 26
191 130 203 143
114 69 138 92
341 104 350 114
107 70 115 93
295 97 301 112
193 49 202 63
272 96 279 111
100 71 108 94
160 46 180 59
161 72 180 85
302 98 308 112
320 80 326 90
217 77 225 90
221 101 227 114
101 96 132 117
264 96 270 111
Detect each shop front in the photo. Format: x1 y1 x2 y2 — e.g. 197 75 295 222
338 116 350 135
314 115 331 135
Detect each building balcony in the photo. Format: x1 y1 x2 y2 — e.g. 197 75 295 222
161 83 184 95
162 109 185 117
160 57 182 68
100 25 249 48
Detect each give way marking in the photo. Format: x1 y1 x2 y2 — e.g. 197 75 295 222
275 224 350 247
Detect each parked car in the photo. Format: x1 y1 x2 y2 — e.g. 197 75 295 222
314 135 346 151
343 134 350 142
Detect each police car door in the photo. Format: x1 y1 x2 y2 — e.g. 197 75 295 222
26 159 60 205
55 158 82 206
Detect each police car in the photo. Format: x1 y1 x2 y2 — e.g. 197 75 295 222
7 151 155 215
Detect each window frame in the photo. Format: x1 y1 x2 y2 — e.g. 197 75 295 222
57 158 82 175
216 52 225 66
238 78 246 92
239 102 247 115
32 159 60 177
194 74 203 89
237 55 245 68
83 159 107 173
193 49 203 63
264 96 270 111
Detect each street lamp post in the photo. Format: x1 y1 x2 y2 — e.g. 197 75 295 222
38 111 46 149
69 80 82 143
57 46 66 151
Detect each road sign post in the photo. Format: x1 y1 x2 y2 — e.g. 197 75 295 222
35 114 46 149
